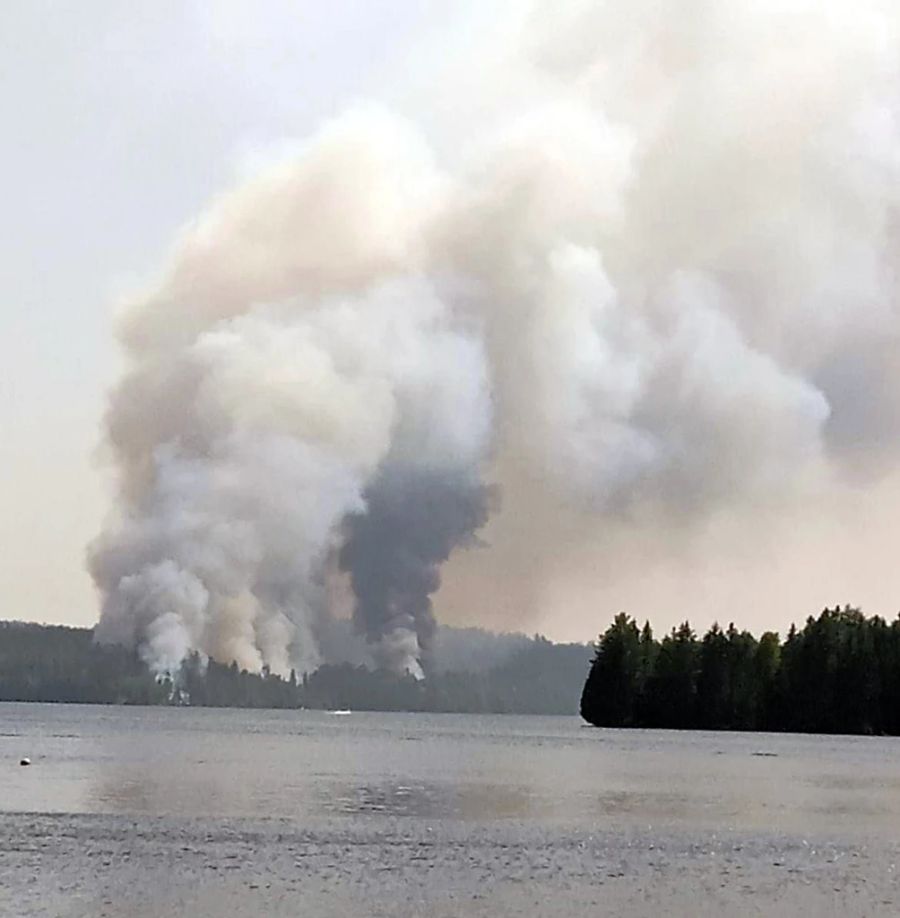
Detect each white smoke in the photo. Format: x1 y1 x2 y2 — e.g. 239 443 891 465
92 263 492 675
92 0 900 673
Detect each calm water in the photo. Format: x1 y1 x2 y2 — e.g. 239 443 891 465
2 704 900 916
2 703 900 831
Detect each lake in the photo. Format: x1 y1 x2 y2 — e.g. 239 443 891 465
1 703 899 916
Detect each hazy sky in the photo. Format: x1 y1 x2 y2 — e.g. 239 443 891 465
5 0 900 650
1 0 479 629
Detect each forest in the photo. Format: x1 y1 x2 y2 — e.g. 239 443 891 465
581 606 900 734
7 607 897 730
0 621 589 714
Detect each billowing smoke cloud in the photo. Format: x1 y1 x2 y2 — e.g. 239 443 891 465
90 259 493 675
91 0 900 673
340 467 492 677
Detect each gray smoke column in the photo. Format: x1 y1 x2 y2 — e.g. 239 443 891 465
340 466 492 677
90 0 900 672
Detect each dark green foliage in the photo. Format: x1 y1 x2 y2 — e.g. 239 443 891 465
304 663 424 712
0 622 590 714
304 637 591 714
580 614 642 726
175 654 305 708
696 624 730 728
0 622 168 704
581 606 900 734
778 607 885 734
644 621 700 728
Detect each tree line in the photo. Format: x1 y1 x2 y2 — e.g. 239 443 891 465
580 606 900 734
0 621 590 714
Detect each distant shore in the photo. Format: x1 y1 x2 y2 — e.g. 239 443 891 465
0 621 589 715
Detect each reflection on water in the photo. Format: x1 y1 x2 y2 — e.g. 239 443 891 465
3 703 900 836
319 780 536 820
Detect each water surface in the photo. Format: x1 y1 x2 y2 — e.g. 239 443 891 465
1 704 898 916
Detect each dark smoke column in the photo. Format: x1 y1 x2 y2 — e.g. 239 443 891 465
339 464 491 678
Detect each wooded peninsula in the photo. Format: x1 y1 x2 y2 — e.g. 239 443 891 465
581 606 900 734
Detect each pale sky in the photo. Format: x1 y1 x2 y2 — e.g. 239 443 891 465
5 1 900 648
0 0 478 629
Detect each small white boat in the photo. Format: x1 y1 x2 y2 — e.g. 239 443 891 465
330 709 352 716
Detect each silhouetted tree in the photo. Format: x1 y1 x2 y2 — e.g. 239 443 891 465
580 614 642 726
582 606 900 735
643 622 700 729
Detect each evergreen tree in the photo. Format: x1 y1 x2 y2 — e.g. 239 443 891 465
697 623 730 728
754 631 781 729
582 607 900 735
580 614 642 726
644 622 700 729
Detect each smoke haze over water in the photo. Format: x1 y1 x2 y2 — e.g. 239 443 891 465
91 0 900 674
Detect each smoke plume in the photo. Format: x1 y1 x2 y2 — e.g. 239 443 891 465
339 467 492 677
92 0 900 672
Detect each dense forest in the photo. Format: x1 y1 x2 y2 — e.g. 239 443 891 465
581 606 900 735
11 607 899 730
0 621 589 714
